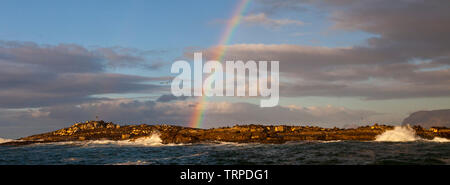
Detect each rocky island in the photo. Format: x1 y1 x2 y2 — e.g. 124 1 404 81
1 120 449 146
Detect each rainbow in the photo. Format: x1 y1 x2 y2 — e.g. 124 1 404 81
189 0 251 128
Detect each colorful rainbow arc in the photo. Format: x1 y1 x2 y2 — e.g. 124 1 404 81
189 0 251 128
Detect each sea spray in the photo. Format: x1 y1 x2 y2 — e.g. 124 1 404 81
429 137 450 143
126 133 163 146
0 137 14 144
32 133 165 147
375 125 450 142
81 132 163 146
375 125 419 142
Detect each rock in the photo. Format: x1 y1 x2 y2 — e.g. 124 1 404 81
403 109 450 128
121 134 130 139
1 120 449 146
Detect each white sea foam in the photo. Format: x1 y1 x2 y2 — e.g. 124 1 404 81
113 160 152 165
215 141 251 146
428 137 450 143
121 133 163 146
36 133 166 147
375 125 449 142
375 125 420 142
85 133 163 146
318 140 342 143
0 137 15 144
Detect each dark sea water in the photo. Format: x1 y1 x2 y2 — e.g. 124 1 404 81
1 140 449 165
1 126 449 165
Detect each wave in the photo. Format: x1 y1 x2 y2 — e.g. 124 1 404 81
112 160 152 165
0 137 14 144
214 141 252 146
375 125 449 142
375 126 420 142
122 133 163 146
429 137 450 143
36 133 166 147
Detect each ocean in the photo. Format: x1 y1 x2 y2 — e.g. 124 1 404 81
0 126 449 165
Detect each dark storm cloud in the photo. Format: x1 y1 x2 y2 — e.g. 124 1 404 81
0 70 162 108
0 41 166 108
256 0 450 57
193 0 450 100
0 41 104 73
0 41 167 72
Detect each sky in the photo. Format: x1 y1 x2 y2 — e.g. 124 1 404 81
0 0 449 138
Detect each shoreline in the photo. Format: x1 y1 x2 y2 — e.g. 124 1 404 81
1 120 449 146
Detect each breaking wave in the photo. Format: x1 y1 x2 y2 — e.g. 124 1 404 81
123 133 163 146
375 126 420 142
37 133 165 147
0 137 14 144
375 126 449 142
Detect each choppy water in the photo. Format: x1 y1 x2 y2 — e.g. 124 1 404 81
1 126 449 165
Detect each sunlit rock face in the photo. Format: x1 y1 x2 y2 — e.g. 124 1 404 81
403 109 450 128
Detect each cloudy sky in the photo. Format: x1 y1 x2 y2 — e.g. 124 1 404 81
1 0 449 138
